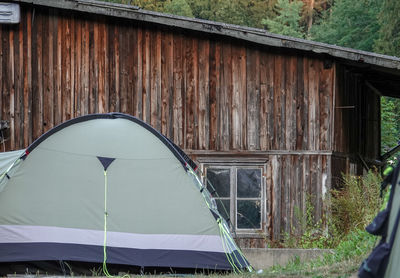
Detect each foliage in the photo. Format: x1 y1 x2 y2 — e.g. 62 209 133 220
310 0 381 51
300 0 333 36
281 169 381 250
186 0 276 29
381 97 400 154
261 0 304 38
374 0 400 56
283 195 336 249
264 170 383 276
331 170 382 235
101 0 166 12
164 0 194 17
264 229 376 277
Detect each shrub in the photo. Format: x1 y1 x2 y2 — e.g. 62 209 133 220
281 169 382 249
331 169 382 237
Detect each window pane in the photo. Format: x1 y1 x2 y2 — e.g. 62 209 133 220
237 168 261 198
216 199 231 224
237 200 261 229
206 168 230 197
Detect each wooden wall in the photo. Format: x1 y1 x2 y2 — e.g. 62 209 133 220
0 6 335 153
332 65 381 186
0 5 343 245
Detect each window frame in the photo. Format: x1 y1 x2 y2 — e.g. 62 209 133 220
200 159 267 234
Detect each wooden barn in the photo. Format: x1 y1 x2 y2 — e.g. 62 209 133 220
1 0 400 247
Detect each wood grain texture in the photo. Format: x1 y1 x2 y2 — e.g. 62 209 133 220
0 5 380 244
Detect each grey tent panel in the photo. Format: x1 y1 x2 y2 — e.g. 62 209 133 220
0 113 250 273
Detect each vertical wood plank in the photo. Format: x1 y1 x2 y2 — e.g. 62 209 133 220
0 25 3 149
98 19 106 113
198 39 209 150
173 33 184 147
266 53 274 150
283 156 290 234
208 40 220 150
142 28 151 124
260 51 268 150
16 20 24 148
74 16 81 117
161 31 174 137
63 16 71 121
220 41 231 151
272 155 281 240
58 16 64 121
9 28 15 150
43 11 53 132
319 65 333 150
104 20 110 113
184 37 198 149
32 13 43 141
231 44 246 150
302 155 310 224
308 59 318 150
286 56 297 150
88 22 94 114
150 30 162 131
119 24 128 113
273 55 283 150
81 20 89 115
1 25 9 150
302 58 309 150
246 47 260 150
108 24 118 112
293 155 301 234
126 23 134 115
24 10 32 145
70 17 75 117
135 27 143 118
296 56 304 150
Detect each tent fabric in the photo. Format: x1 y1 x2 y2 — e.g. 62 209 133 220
360 160 400 278
0 149 24 176
0 113 250 274
384 168 400 278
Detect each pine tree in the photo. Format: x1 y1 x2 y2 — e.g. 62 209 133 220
310 0 381 51
374 0 400 57
164 0 194 17
381 97 400 153
261 0 304 38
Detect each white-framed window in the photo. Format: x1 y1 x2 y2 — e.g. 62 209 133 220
200 160 266 233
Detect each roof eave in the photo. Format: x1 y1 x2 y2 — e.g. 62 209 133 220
11 0 400 71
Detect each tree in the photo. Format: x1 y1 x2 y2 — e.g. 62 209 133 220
300 0 333 36
102 0 166 11
262 0 304 38
381 97 400 153
310 0 381 52
185 0 277 29
164 0 194 17
374 0 400 56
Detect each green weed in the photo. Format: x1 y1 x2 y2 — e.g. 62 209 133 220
262 169 384 277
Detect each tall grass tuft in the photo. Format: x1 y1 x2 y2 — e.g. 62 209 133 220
331 169 382 238
263 169 385 276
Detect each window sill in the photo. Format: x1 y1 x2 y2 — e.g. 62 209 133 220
234 232 268 239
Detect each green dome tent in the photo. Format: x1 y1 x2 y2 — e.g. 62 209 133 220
359 160 400 278
0 113 251 275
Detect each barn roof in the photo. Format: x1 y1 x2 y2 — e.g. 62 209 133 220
12 0 400 97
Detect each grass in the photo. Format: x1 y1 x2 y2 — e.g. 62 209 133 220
255 170 384 277
260 229 376 277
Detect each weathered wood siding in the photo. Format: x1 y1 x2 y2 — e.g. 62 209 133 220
0 6 334 153
0 5 341 245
